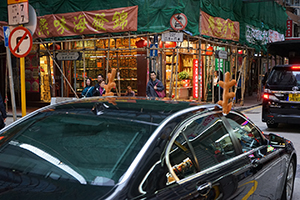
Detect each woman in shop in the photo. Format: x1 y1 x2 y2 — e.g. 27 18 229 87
81 78 94 98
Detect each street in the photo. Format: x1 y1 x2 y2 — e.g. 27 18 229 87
242 105 300 200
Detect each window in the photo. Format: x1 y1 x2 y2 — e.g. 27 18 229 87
225 112 263 152
167 113 236 182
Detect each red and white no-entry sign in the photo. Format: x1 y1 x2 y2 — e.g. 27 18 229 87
8 26 32 58
170 13 188 31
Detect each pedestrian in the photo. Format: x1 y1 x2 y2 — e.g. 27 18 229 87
146 71 165 97
93 74 104 96
125 86 135 96
81 78 94 98
232 67 241 103
213 71 222 103
0 93 7 130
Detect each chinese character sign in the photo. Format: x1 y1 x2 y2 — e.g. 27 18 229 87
193 59 199 99
34 6 138 39
286 20 292 38
201 11 239 41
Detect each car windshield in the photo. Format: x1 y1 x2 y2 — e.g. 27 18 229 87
0 99 191 192
267 68 300 86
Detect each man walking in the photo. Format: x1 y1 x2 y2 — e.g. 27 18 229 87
0 93 7 129
93 74 104 96
146 71 164 97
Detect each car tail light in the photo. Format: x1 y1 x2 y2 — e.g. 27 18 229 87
292 66 300 70
263 94 269 99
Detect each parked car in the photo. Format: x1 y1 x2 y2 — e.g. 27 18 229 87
262 65 300 128
0 97 296 200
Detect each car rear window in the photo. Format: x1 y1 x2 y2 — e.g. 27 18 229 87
268 67 300 86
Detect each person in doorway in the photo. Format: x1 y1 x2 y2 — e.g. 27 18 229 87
232 67 241 103
146 71 164 97
213 71 222 103
81 78 94 98
93 74 104 96
125 86 135 96
0 93 7 130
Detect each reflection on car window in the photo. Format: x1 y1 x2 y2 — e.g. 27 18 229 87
226 112 263 152
168 113 236 182
0 110 155 189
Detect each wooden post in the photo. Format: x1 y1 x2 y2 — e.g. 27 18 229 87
169 49 175 98
174 43 180 99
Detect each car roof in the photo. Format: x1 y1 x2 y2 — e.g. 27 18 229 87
34 97 215 125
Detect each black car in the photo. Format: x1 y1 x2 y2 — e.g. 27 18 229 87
262 65 300 128
0 97 296 200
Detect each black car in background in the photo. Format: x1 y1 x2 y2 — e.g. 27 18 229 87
0 97 296 200
262 65 300 128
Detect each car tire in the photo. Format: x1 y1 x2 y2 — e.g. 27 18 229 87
281 159 295 200
267 123 278 128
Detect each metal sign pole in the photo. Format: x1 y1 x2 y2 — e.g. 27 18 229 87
20 57 26 117
218 57 221 102
6 47 17 121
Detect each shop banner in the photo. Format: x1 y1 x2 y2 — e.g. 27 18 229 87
34 6 138 38
193 59 199 99
268 30 284 43
201 11 239 41
246 24 268 46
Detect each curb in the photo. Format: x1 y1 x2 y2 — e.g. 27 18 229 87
233 103 262 112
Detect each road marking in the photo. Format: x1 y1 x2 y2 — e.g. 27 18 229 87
242 105 261 113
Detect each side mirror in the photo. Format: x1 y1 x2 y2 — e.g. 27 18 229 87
269 133 286 148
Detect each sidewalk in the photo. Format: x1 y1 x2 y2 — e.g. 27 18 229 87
4 93 262 126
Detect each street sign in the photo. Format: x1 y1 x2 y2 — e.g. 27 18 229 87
170 13 188 31
7 0 28 5
215 50 228 60
56 52 82 61
8 26 32 58
162 32 183 42
150 44 158 57
3 26 10 47
7 1 29 25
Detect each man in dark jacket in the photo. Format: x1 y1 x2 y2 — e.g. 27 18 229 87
93 74 104 96
146 71 164 97
0 93 7 129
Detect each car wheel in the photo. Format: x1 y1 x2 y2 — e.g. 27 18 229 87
282 159 295 200
267 123 278 128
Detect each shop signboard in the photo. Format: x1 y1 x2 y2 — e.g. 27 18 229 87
199 59 202 99
201 11 239 41
35 6 138 38
286 20 293 38
193 59 199 98
215 47 225 73
162 32 183 42
56 52 82 61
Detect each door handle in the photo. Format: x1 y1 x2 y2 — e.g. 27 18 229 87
197 182 212 196
251 159 259 167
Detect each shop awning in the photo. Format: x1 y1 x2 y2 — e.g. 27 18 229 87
267 39 300 58
286 11 300 25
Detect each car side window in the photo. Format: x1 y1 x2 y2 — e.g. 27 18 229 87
166 112 237 183
225 112 263 152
